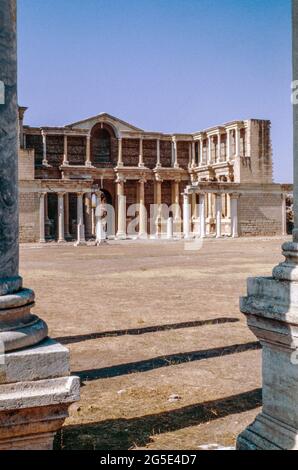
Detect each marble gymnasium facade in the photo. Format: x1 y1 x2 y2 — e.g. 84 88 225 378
18 107 292 243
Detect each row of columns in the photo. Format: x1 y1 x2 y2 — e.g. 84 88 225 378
190 192 239 239
39 187 240 242
40 130 241 169
191 126 242 168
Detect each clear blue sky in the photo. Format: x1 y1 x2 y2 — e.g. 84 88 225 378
18 0 292 183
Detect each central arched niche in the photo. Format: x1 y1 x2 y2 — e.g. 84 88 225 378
91 123 116 165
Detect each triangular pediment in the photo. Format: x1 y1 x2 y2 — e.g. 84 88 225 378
66 112 143 134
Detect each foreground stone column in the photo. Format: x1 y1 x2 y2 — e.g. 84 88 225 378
0 0 79 449
237 1 298 449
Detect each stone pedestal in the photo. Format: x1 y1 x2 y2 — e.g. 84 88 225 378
237 241 298 450
0 339 79 450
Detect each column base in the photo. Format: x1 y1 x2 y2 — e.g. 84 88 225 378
237 413 298 450
74 241 87 247
116 232 126 240
0 338 80 450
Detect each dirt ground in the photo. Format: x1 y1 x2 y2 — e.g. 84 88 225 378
19 237 289 450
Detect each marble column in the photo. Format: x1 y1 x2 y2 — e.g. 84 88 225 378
138 178 147 239
95 192 107 245
156 139 161 168
39 192 46 243
173 180 181 235
199 193 206 238
138 138 144 168
64 193 71 239
215 193 222 238
0 0 79 449
200 138 204 166
42 131 49 166
183 193 191 239
191 142 196 168
85 134 91 167
57 192 65 243
207 136 212 164
173 140 179 168
217 132 221 163
117 138 123 167
154 178 162 238
63 135 68 165
230 193 239 238
167 216 174 239
74 192 86 246
116 176 126 239
226 130 231 161
235 127 240 158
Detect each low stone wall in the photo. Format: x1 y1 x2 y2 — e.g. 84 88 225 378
19 191 39 242
239 192 282 236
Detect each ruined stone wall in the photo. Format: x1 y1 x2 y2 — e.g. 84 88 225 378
19 191 39 242
160 141 172 167
68 136 86 166
46 135 64 167
239 120 273 184
239 192 282 236
143 140 157 169
19 149 35 180
122 139 139 166
26 134 43 167
177 142 189 169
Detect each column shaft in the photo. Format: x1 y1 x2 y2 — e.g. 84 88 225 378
74 193 86 246
42 132 48 166
39 193 46 243
57 193 65 243
116 179 126 238
64 193 71 239
138 179 147 238
173 180 181 235
216 194 222 238
118 138 123 167
226 130 230 161
138 138 144 167
199 193 206 238
86 134 91 167
156 139 161 168
183 194 191 239
230 195 239 238
63 135 68 165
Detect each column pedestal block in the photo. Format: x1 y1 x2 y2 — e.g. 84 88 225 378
237 242 298 450
0 339 80 450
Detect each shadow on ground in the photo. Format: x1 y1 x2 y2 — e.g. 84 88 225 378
75 341 261 382
55 317 240 346
55 388 262 450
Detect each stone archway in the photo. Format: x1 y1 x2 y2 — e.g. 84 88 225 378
91 123 116 165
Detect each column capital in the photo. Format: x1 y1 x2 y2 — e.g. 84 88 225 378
229 192 241 199
138 176 147 184
115 174 126 184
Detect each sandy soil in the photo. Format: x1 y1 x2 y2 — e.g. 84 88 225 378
19 237 288 450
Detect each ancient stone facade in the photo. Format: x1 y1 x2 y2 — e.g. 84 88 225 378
18 109 292 242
